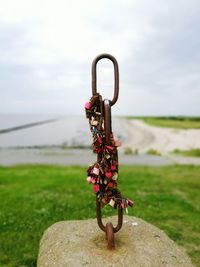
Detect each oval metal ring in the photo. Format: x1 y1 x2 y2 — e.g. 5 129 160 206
92 53 119 106
96 196 123 234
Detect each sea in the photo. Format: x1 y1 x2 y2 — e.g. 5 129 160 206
0 114 126 148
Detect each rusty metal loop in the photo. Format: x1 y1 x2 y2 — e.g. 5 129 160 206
103 99 118 173
92 53 119 106
96 99 123 234
96 196 123 234
96 196 106 232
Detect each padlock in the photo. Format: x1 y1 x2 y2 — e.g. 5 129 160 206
92 167 99 176
93 127 97 134
99 166 104 174
85 102 91 110
87 165 94 175
114 139 121 147
111 164 116 171
126 207 128 214
112 172 118 180
93 184 100 193
108 198 115 207
96 147 102 154
121 201 125 209
101 198 107 206
91 120 98 126
105 171 112 179
107 182 114 188
86 176 93 183
127 199 134 207
97 136 102 144
106 145 114 151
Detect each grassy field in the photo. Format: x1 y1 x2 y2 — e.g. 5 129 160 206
173 148 200 157
0 165 200 267
127 116 200 129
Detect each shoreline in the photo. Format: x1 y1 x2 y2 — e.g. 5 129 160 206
0 115 200 166
1 147 200 166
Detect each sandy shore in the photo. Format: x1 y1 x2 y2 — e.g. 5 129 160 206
121 119 200 154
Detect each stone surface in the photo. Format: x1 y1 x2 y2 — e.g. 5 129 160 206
37 216 194 267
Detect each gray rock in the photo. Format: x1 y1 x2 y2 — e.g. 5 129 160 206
37 216 193 267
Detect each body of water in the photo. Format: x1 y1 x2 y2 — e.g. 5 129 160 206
0 114 126 148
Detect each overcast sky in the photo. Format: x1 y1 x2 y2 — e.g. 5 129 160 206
0 0 200 116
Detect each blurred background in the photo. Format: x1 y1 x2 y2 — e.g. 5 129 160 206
0 1 200 266
0 0 200 165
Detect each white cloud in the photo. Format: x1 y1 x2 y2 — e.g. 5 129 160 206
0 0 200 115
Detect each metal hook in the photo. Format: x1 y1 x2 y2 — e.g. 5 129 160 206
92 54 119 106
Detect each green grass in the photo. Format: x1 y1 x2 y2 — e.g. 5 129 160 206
146 148 161 156
173 148 200 157
0 165 200 267
124 147 138 155
127 116 200 129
